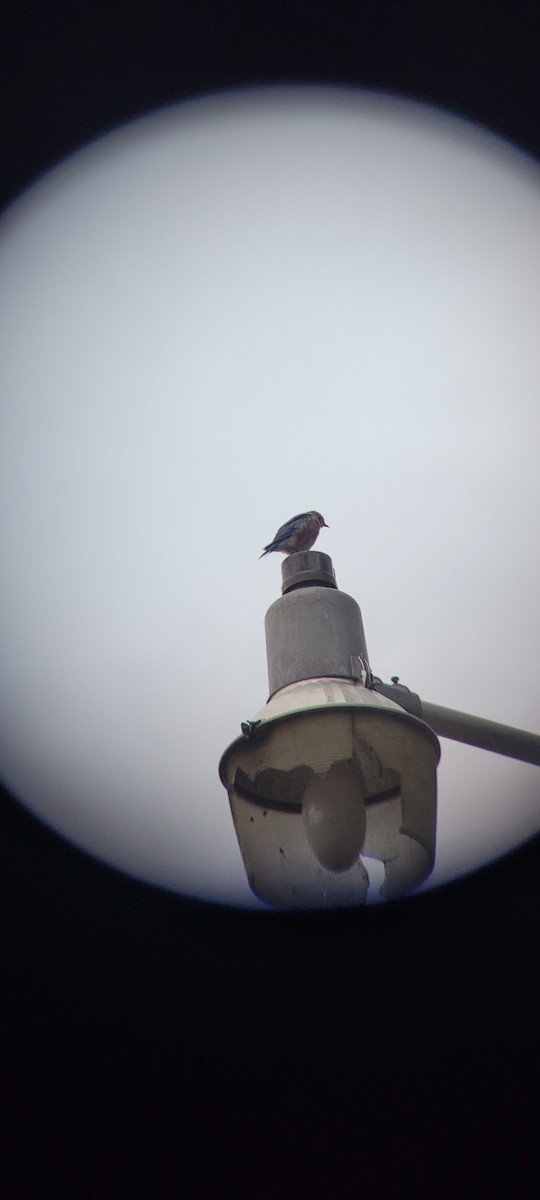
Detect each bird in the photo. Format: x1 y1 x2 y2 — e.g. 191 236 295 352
259 511 329 558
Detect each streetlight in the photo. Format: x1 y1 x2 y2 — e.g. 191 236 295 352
219 551 540 909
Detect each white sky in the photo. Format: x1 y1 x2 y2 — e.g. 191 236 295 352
0 85 539 907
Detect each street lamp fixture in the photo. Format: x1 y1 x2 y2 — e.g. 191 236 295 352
219 551 540 910
219 551 441 907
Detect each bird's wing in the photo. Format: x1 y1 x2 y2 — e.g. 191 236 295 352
272 512 310 542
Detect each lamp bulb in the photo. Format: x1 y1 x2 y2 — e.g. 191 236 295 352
302 761 366 873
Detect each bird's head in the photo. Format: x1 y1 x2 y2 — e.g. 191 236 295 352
312 511 329 529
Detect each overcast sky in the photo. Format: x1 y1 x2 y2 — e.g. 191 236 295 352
0 86 539 907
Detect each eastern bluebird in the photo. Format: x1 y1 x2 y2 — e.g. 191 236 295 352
259 511 329 558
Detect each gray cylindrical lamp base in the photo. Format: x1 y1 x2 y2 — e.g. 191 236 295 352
265 552 369 697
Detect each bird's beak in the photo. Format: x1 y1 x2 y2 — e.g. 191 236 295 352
323 521 329 528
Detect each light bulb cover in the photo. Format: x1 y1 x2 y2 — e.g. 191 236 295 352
219 679 440 909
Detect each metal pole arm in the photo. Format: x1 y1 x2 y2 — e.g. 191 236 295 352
419 700 540 767
370 680 540 767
